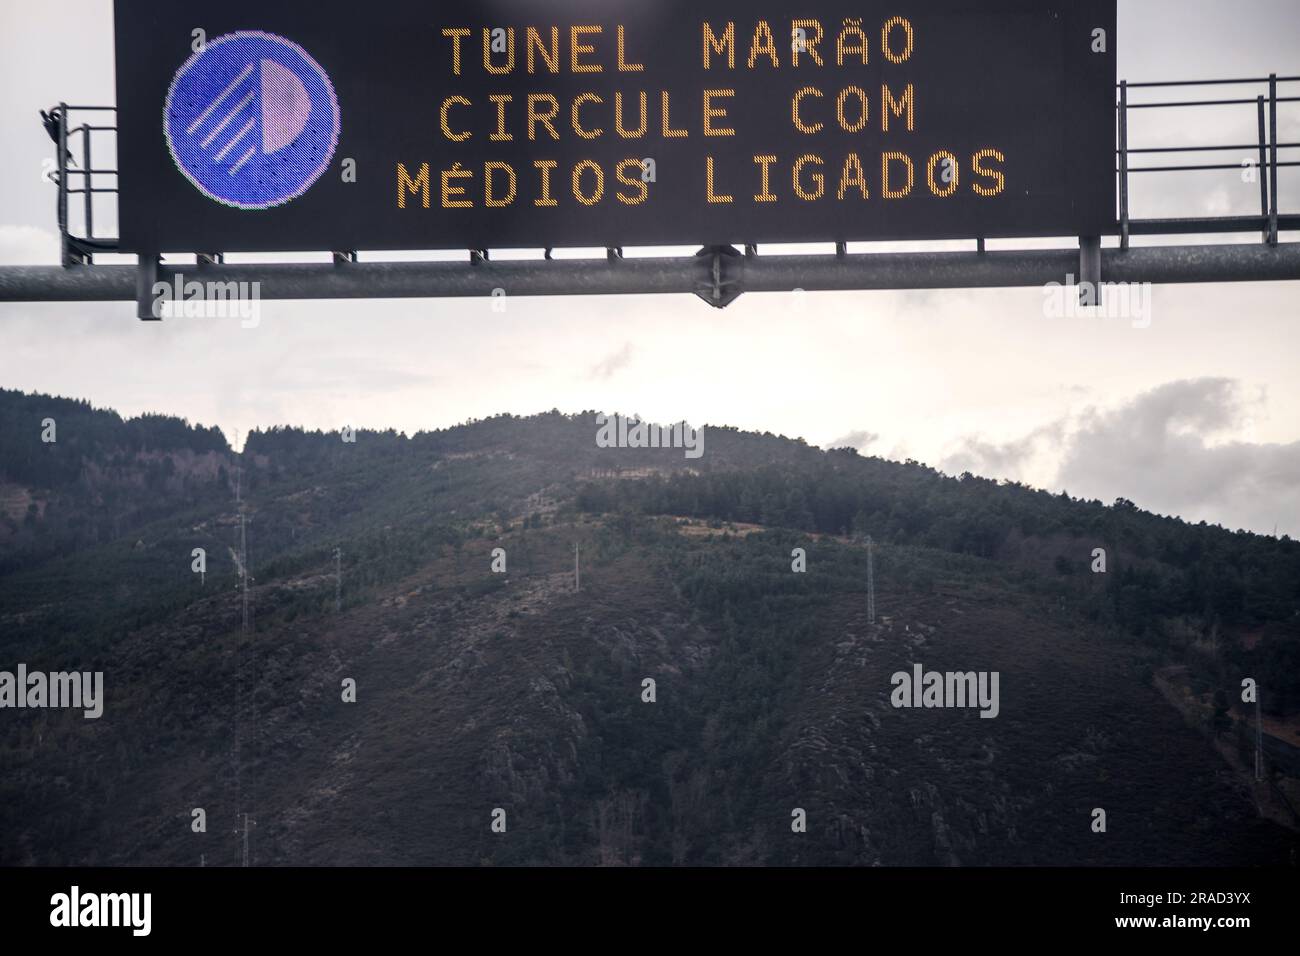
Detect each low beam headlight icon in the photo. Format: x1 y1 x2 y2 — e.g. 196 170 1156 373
164 31 340 210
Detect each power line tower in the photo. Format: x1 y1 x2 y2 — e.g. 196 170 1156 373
1255 684 1264 783
866 535 876 626
334 547 342 613
233 429 241 506
234 511 248 824
234 814 256 868
235 510 253 842
240 513 250 635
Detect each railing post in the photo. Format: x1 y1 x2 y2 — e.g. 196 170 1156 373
1118 80 1130 250
1268 74 1279 245
56 103 72 267
82 125 94 244
1257 96 1270 243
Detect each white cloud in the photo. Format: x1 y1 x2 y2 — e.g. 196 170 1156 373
589 342 634 380
0 225 59 265
1056 379 1300 534
940 379 1299 536
825 429 880 452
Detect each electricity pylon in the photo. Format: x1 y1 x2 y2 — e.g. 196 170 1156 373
867 535 876 625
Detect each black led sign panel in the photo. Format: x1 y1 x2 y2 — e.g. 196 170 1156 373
113 0 1118 252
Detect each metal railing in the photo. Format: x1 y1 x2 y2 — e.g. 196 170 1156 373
1117 74 1299 247
47 102 119 265
47 74 1298 267
17 73 1298 313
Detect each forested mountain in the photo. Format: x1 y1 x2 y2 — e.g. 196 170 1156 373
1 389 1297 865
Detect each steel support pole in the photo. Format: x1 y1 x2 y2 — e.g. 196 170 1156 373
1079 236 1102 306
1269 74 1280 244
82 126 94 243
135 256 159 320
1118 81 1130 250
1258 96 1271 243
56 104 72 268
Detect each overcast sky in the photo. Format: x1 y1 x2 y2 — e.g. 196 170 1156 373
1 1 1298 536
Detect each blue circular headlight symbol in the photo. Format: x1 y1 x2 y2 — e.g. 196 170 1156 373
164 31 340 210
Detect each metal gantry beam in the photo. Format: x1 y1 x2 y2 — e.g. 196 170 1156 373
2 242 1299 313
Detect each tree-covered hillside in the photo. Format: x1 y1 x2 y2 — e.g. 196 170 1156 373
1 390 1296 865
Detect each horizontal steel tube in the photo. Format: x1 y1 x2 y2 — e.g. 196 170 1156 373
1 243 1298 305
1129 215 1300 234
0 258 698 302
